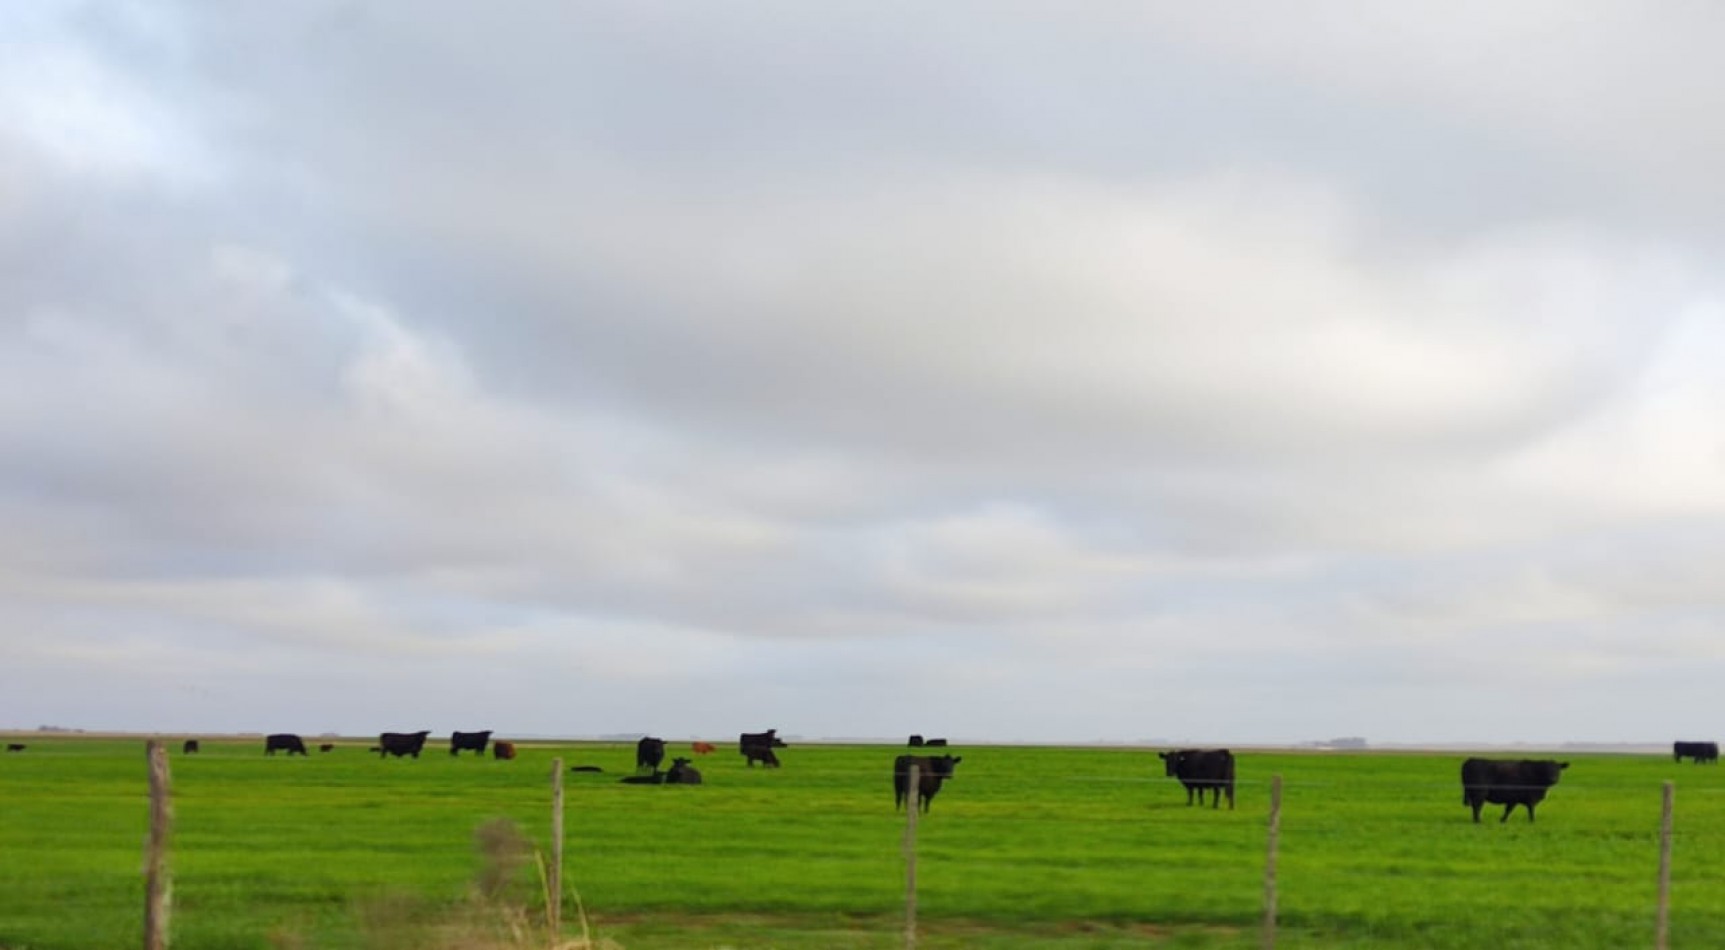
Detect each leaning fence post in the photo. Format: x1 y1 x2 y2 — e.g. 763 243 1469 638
549 757 565 940
143 740 173 950
904 762 920 950
1656 781 1674 950
1262 773 1283 950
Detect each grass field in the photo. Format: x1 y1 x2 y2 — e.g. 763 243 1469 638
2 737 1723 948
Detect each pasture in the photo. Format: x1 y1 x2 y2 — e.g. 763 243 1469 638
3 738 1724 948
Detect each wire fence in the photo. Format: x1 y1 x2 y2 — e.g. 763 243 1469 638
11 740 1725 949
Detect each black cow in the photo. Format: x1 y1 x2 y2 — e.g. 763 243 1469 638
265 733 308 756
924 738 949 747
908 735 925 747
666 757 703 785
636 736 667 772
1674 741 1718 764
1158 749 1235 809
740 729 787 768
182 739 200 754
894 754 962 812
5 743 25 752
451 730 493 757
493 740 517 760
377 730 431 758
1461 758 1569 823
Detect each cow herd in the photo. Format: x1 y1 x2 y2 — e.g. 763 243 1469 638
67 733 1722 823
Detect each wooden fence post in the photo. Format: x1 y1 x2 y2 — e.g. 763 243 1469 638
144 740 173 950
1656 780 1674 950
1262 774 1283 950
550 758 565 940
904 762 920 950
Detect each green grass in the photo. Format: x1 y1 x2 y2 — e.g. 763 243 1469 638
2 738 1723 948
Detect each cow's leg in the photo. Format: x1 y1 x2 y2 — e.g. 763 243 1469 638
1500 803 1515 823
1225 785 1235 810
1470 799 1483 823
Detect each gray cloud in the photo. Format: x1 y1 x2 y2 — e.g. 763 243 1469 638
3 2 1723 744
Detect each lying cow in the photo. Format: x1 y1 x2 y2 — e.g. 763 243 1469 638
377 730 431 759
1674 741 1718 764
5 743 25 752
666 757 703 785
1461 758 1568 823
894 754 962 812
265 733 308 756
493 740 517 760
451 730 493 757
1158 749 1236 809
691 741 716 755
740 729 787 768
637 736 666 772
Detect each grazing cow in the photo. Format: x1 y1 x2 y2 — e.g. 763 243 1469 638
908 735 925 747
1674 741 1719 764
5 743 25 752
377 730 431 759
265 733 308 756
894 754 962 812
493 740 517 761
318 743 335 753
925 738 948 747
1461 758 1568 823
666 757 703 785
182 740 200 755
740 729 787 768
1158 749 1236 809
691 741 716 755
450 730 493 757
636 736 667 772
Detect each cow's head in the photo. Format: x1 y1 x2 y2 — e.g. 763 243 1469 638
1532 760 1570 786
1157 750 1188 776
929 754 962 777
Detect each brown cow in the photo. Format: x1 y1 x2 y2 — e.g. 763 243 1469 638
691 741 716 755
493 740 517 760
319 743 335 753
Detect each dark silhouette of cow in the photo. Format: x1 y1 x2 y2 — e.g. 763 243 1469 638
182 739 200 755
636 736 667 772
318 743 335 753
377 730 431 758
740 729 787 767
666 757 703 785
493 740 517 760
691 741 716 755
924 738 949 747
908 735 925 747
1158 749 1236 809
1461 758 1568 823
1674 741 1718 764
265 733 308 756
894 754 962 812
5 743 25 752
451 730 493 757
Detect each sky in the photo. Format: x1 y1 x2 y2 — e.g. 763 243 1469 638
3 2 1723 746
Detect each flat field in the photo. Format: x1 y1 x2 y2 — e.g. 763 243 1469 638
2 737 1723 948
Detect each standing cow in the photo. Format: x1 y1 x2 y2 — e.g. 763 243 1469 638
377 730 431 758
265 734 308 756
1158 749 1236 809
636 736 667 772
182 739 200 755
894 754 962 813
739 729 787 768
450 730 493 757
1674 741 1718 764
1460 758 1569 823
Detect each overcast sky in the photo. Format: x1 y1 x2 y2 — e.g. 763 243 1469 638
4 2 1723 745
